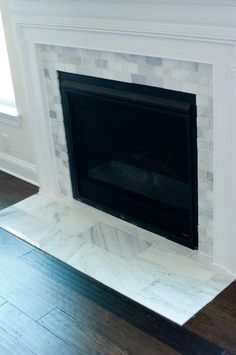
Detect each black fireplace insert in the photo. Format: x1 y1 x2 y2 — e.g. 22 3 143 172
59 72 198 249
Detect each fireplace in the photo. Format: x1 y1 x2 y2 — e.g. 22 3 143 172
9 0 236 273
59 72 198 248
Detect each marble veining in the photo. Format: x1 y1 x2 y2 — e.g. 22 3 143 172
0 193 233 325
133 245 215 281
21 201 97 236
14 193 193 257
78 223 152 259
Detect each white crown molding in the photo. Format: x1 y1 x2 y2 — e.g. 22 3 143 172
13 16 236 44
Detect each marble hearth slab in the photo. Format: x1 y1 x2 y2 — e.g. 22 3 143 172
0 193 233 325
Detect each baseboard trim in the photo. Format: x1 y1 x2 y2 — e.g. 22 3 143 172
0 152 38 186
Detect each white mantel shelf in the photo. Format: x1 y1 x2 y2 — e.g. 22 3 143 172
9 0 236 275
10 0 236 30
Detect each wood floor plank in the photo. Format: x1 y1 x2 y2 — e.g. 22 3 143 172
0 303 78 355
39 306 180 355
0 268 56 320
185 298 236 354
38 308 129 355
0 171 38 209
21 247 96 291
214 281 236 311
26 247 180 355
0 327 34 355
0 247 103 324
19 249 224 355
0 238 180 355
0 228 34 257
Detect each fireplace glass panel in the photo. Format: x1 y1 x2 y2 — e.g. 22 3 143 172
59 72 198 248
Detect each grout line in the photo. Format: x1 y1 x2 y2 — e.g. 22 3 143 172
18 248 36 259
35 306 58 322
37 306 127 354
4 301 55 323
35 309 80 351
0 300 7 307
0 302 72 352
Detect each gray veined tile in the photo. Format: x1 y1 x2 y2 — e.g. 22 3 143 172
134 270 234 325
42 232 87 262
22 199 97 235
134 278 202 325
14 193 53 213
78 223 152 259
67 242 156 297
0 208 48 242
201 274 233 294
133 245 215 281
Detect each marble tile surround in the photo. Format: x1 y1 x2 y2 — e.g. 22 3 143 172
40 45 214 256
0 193 233 326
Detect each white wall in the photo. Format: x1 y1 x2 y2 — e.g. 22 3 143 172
0 0 37 184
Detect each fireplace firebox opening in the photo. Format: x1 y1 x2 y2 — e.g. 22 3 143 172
59 72 198 249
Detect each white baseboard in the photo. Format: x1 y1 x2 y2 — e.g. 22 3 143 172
0 152 38 186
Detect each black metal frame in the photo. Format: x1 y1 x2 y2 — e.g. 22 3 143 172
59 71 198 249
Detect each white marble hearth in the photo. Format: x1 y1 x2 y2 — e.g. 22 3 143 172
0 193 233 325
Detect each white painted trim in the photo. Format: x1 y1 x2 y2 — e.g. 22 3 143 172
0 111 21 127
13 16 236 44
9 1 236 31
228 47 236 275
0 152 38 185
0 102 21 127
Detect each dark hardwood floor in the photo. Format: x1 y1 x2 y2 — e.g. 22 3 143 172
0 171 38 209
185 282 236 353
0 170 235 354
